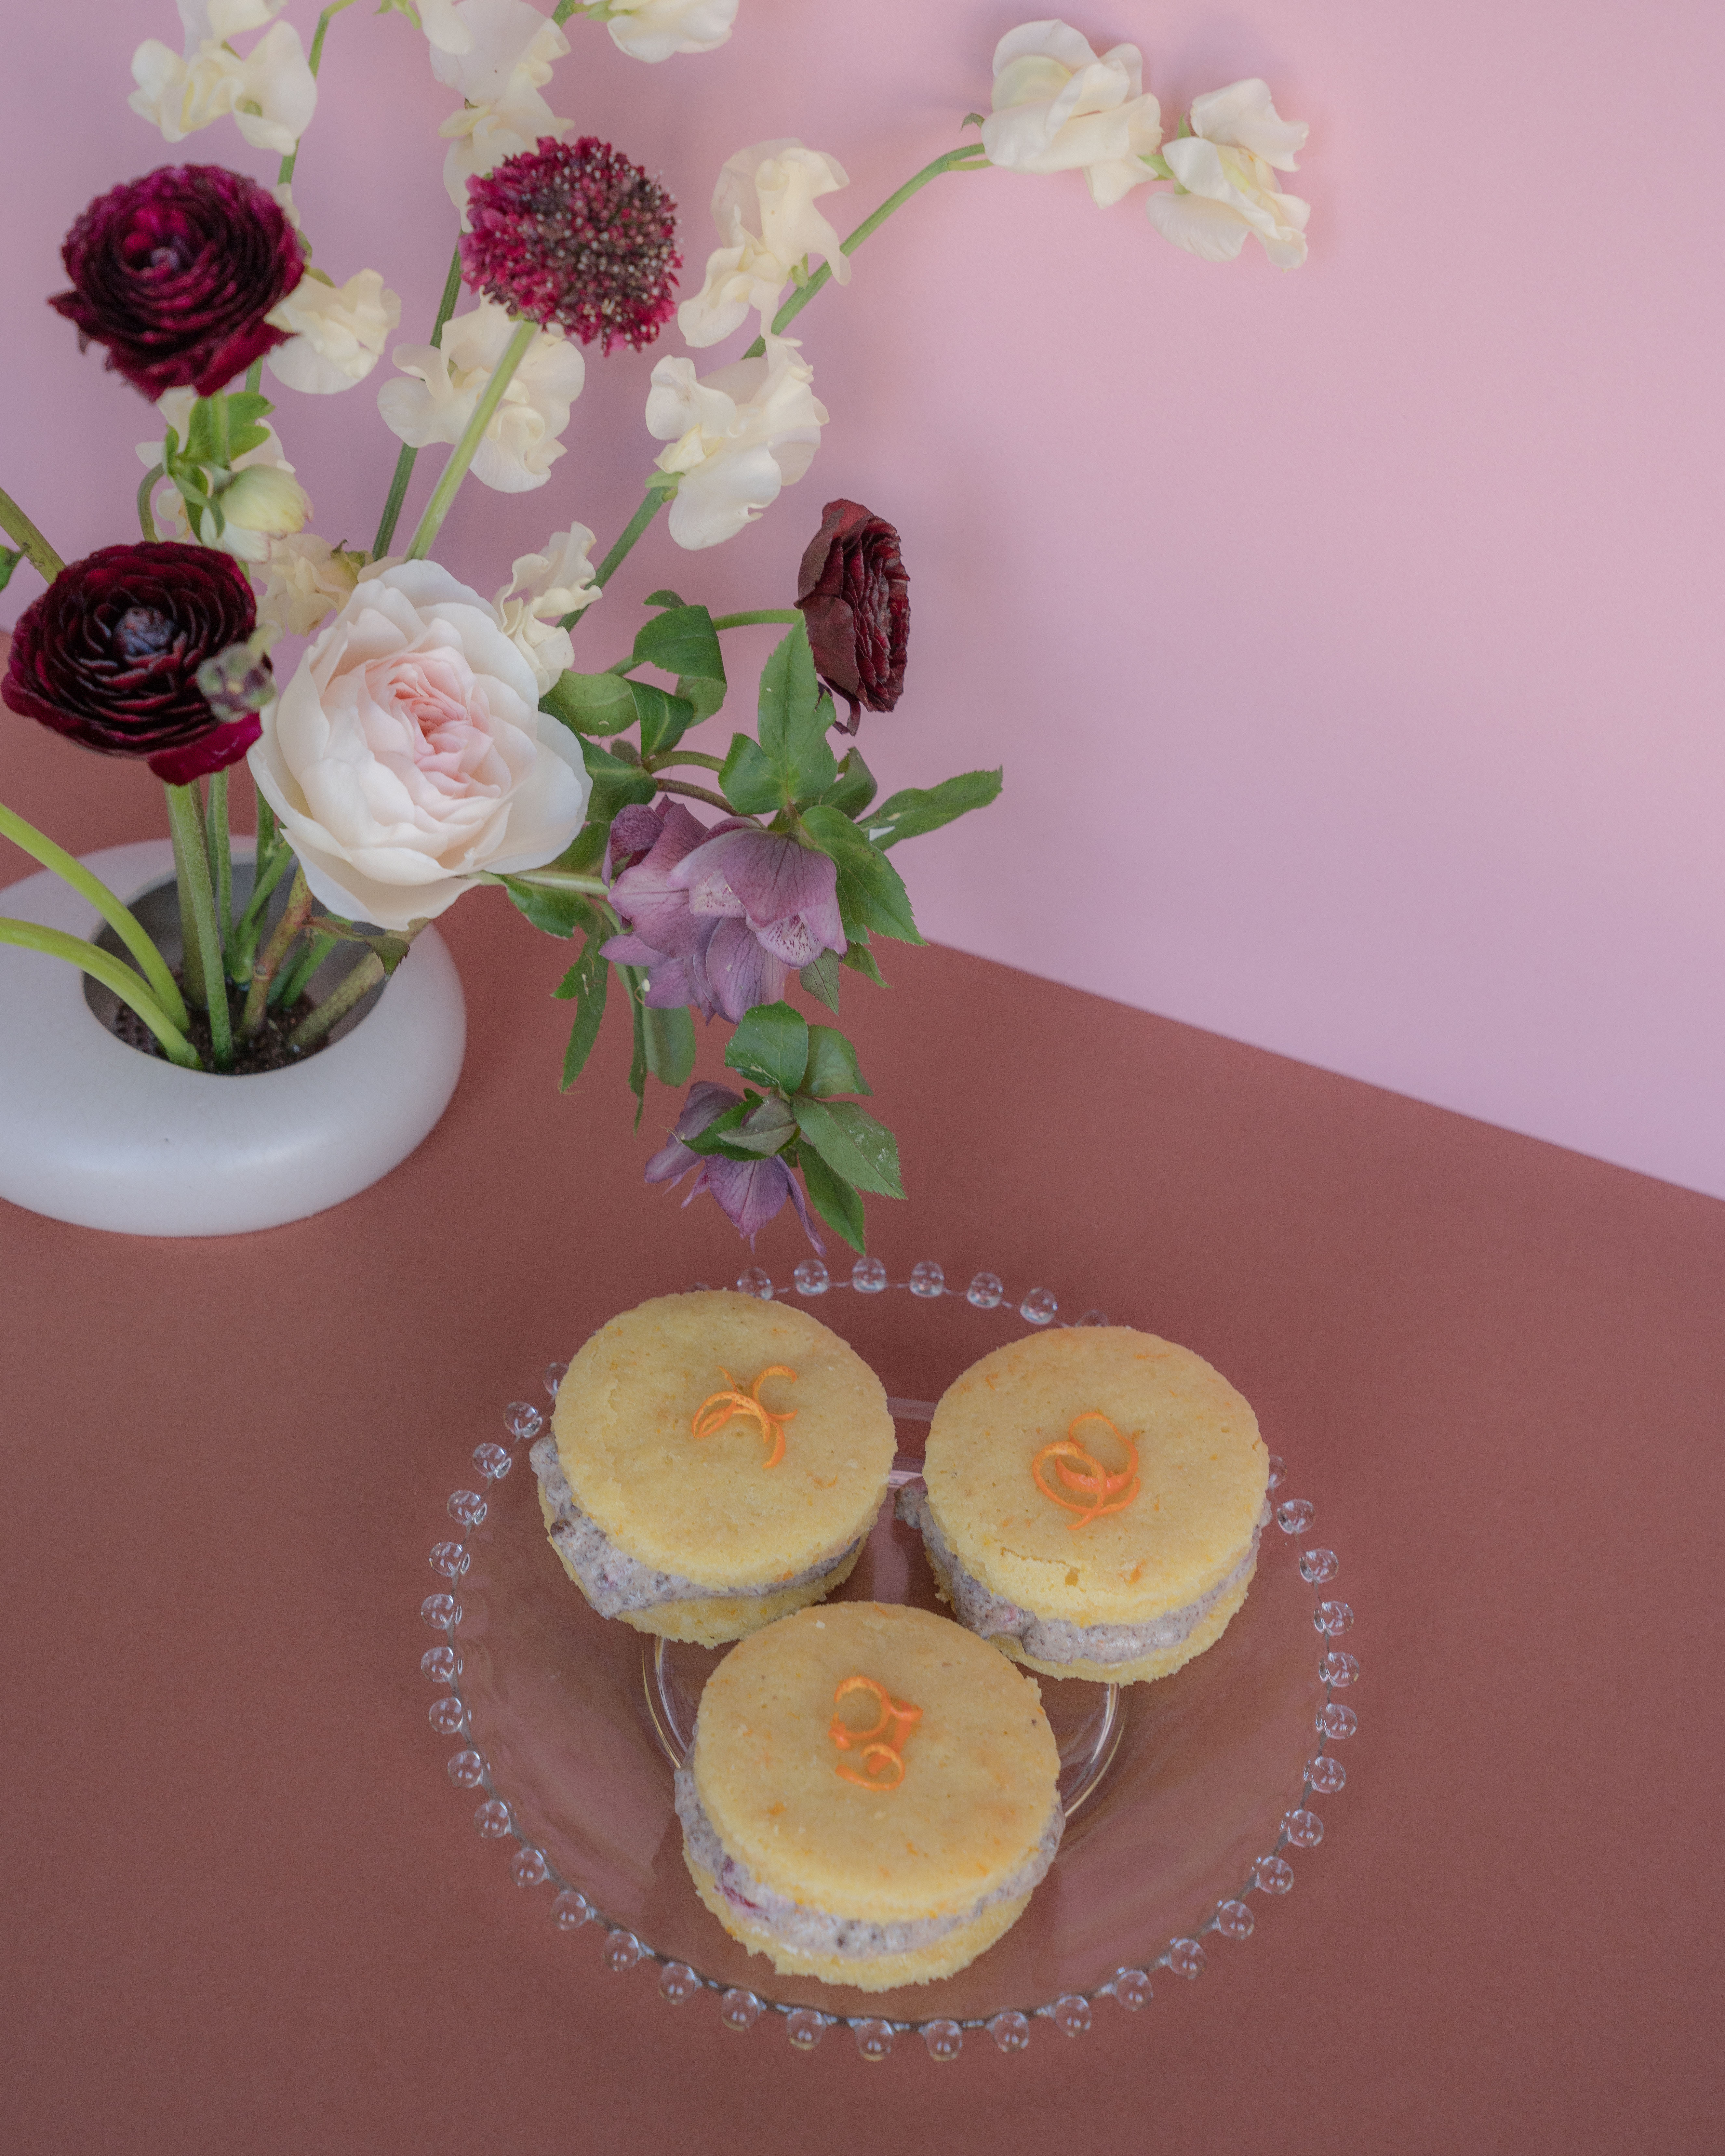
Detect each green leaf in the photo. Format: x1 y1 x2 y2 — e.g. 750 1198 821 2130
500 880 591 939
633 604 725 689
798 805 923 945
803 1024 870 1098
644 589 687 609
553 933 609 1092
866 768 1004 849
798 948 842 1013
0 545 24 595
628 677 697 758
754 625 838 807
305 915 420 974
718 732 784 816
541 669 637 737
676 671 728 725
818 746 878 818
726 1095 797 1157
550 819 610 877
839 937 888 988
799 1147 868 1254
681 1094 762 1160
580 738 657 823
643 1002 696 1087
792 1095 904 1199
725 1000 809 1094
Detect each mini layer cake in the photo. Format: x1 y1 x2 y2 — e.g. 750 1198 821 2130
898 1327 1268 1684
678 1601 1063 1990
529 1290 895 1646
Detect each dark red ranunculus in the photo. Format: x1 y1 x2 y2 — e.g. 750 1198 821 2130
794 499 910 733
463 137 679 353
4 543 267 784
50 165 304 400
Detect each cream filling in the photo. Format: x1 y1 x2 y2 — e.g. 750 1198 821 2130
896 1484 1262 1667
675 1759 1063 1962
529 1434 863 1617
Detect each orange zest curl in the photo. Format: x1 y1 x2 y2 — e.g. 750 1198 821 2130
690 1365 798 1468
1032 1410 1140 1531
829 1674 922 1790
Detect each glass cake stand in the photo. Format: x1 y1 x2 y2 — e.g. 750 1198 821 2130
418 1259 1361 2063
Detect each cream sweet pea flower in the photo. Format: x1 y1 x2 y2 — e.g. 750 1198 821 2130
1147 79 1311 267
378 300 585 494
136 388 311 564
129 17 317 155
257 534 370 641
432 0 573 221
493 526 601 694
647 334 827 550
982 19 1161 206
382 0 475 53
604 0 738 64
266 271 403 395
678 140 849 349
248 561 592 929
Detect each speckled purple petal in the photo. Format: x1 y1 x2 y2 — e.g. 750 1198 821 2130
606 802 667 879
704 916 789 1023
702 1153 795 1242
599 932 666 967
669 828 750 918
643 1080 743 1185
610 801 730 952
714 833 840 937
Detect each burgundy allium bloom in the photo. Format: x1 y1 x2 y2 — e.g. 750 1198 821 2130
795 499 910 733
645 1080 823 1251
4 543 266 784
602 800 845 1022
462 136 679 353
50 165 304 400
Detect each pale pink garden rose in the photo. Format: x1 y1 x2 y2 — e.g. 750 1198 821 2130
1147 80 1311 268
982 20 1162 207
248 561 591 929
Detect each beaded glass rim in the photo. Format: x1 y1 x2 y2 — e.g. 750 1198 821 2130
418 1259 1360 2064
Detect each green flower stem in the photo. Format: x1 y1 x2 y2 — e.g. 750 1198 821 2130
561 487 670 630
270 930 338 1011
205 768 233 968
165 783 233 1068
285 948 385 1053
231 835 295 971
405 318 537 562
373 239 466 557
741 144 991 360
0 798 190 1031
277 0 356 190
0 919 203 1069
499 869 611 897
0 485 64 585
710 609 802 632
241 865 312 1037
645 749 724 773
653 777 734 813
137 464 163 541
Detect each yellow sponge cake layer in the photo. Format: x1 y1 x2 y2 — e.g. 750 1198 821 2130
689 1603 1060 1932
921 1328 1267 1630
551 1290 895 1590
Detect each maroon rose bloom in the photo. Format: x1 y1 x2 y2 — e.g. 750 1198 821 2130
50 165 304 401
795 499 910 733
462 136 679 353
4 543 267 785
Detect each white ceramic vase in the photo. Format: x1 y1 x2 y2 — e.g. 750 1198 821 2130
0 838 466 1236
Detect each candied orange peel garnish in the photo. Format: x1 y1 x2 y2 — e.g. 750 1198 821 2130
829 1674 922 1790
1032 1410 1140 1530
690 1364 798 1468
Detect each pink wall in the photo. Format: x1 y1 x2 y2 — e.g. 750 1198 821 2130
5 1 1722 1197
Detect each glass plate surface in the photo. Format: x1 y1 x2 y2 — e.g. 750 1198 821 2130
419 1261 1361 2061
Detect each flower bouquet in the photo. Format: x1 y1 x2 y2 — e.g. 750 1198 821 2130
0 1 1310 1248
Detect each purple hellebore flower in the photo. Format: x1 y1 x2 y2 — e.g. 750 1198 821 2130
644 1080 823 1251
601 799 845 1023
